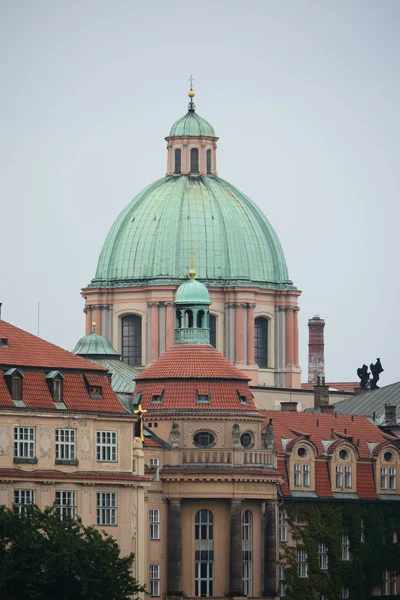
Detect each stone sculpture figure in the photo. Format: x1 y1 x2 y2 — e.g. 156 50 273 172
357 364 370 389
370 358 384 390
264 418 275 449
170 422 180 447
232 423 240 446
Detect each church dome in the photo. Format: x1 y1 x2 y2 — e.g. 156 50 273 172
72 330 121 359
92 176 291 289
169 111 215 137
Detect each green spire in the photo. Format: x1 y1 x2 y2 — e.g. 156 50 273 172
174 270 211 345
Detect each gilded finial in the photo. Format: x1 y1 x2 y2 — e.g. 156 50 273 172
189 269 196 278
188 75 195 111
92 321 96 333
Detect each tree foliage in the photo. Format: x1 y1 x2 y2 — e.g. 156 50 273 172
0 504 145 600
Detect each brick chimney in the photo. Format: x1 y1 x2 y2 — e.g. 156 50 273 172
384 404 396 424
314 376 329 409
280 401 298 412
308 315 325 384
320 404 334 415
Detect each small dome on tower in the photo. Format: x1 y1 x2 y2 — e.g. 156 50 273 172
175 270 211 305
72 329 121 359
169 111 215 137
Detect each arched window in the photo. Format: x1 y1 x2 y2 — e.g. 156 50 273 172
185 309 194 328
197 310 205 328
254 317 268 368
242 510 253 596
122 315 142 366
175 149 181 174
209 315 216 348
176 309 182 329
195 509 214 597
206 149 212 174
190 148 199 173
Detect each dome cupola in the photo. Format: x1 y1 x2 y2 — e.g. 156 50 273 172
73 323 121 360
175 270 211 345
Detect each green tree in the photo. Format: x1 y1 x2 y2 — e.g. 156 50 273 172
0 504 146 600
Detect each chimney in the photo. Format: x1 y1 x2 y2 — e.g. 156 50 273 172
314 375 329 409
320 405 334 415
384 404 396 424
280 401 298 412
308 316 325 384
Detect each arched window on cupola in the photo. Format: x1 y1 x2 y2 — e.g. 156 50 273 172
206 149 212 174
122 315 142 366
209 315 216 348
254 317 268 368
197 310 205 328
174 149 181 174
185 310 194 328
190 148 199 173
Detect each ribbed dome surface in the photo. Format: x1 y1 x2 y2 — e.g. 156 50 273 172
92 176 291 289
175 277 211 305
169 111 215 137
72 331 120 358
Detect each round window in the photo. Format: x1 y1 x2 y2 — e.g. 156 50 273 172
384 451 393 462
241 433 252 448
339 449 348 460
297 447 307 457
194 431 215 448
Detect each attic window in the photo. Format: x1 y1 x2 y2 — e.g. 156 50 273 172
0 338 8 347
4 368 24 402
151 390 164 404
90 386 103 399
133 392 142 406
237 391 248 405
45 371 64 404
196 390 210 404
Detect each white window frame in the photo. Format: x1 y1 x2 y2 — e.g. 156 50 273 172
345 465 352 488
382 570 389 596
278 566 286 596
279 510 287 543
55 490 77 520
341 586 349 599
341 533 350 561
55 428 76 460
390 570 397 595
242 510 252 597
96 430 117 462
389 467 396 490
14 489 35 514
336 465 343 488
97 492 118 525
294 463 302 487
303 464 311 487
381 467 388 490
297 549 308 578
14 426 35 459
149 564 160 597
318 542 328 570
150 508 160 540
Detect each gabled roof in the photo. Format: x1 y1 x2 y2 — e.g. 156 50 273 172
334 381 400 422
0 321 104 371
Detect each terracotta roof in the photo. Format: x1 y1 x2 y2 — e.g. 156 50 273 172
356 463 378 499
0 469 148 482
136 380 259 413
315 461 334 497
136 344 249 381
0 321 105 371
277 459 291 496
301 382 358 392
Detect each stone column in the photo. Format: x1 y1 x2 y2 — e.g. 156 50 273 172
235 304 244 364
200 144 206 175
146 304 152 364
285 308 294 366
166 303 174 350
263 501 278 597
93 305 102 335
168 498 182 596
247 304 255 364
229 499 242 597
84 306 92 335
213 143 218 175
151 303 159 362
182 143 188 174
293 307 299 367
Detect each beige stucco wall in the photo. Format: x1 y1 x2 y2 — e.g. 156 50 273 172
251 387 352 412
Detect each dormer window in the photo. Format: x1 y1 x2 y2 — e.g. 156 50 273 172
151 390 164 404
0 338 8 347
237 390 248 405
196 387 210 404
4 368 24 403
45 371 64 404
90 386 103 399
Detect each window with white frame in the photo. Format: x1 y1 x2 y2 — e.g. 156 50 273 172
55 429 76 460
360 519 365 543
279 510 287 543
242 510 252 596
14 489 35 515
96 431 117 462
297 549 308 578
341 586 349 599
150 457 160 482
303 464 311 487
345 465 352 488
390 570 397 595
294 464 301 486
14 427 35 459
150 508 160 540
55 491 76 520
149 564 160 596
318 542 328 570
389 468 396 490
382 570 389 596
278 566 286 596
341 533 350 561
195 509 214 597
336 465 343 488
381 467 388 490
97 492 117 525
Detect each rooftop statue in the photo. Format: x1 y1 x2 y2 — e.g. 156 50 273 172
370 358 384 390
357 364 370 389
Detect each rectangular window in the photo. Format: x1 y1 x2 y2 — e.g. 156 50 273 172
14 427 35 458
318 542 328 570
149 564 160 597
336 465 343 488
55 429 76 460
381 467 388 490
11 377 22 400
341 587 349 599
341 533 350 561
278 566 286 597
13 489 35 515
294 464 302 487
53 379 63 402
150 457 160 467
303 464 311 487
345 465 352 488
360 519 365 543
97 492 117 525
195 549 213 597
96 431 117 462
390 570 397 595
55 491 76 520
382 570 389 596
389 468 396 490
278 510 287 543
150 508 160 540
297 549 308 578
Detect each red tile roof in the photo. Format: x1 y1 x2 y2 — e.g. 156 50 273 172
0 321 105 370
0 469 148 482
356 463 378 499
136 344 249 381
301 382 358 393
277 459 291 496
315 461 333 497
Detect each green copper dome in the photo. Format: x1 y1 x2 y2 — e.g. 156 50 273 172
175 273 211 305
91 175 292 290
169 111 215 137
72 331 121 359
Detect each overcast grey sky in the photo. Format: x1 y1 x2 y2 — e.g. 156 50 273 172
1 0 399 385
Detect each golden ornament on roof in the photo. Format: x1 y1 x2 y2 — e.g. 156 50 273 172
188 90 195 98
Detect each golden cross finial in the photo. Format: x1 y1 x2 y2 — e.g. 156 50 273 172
134 404 147 441
189 75 194 91
189 247 196 269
